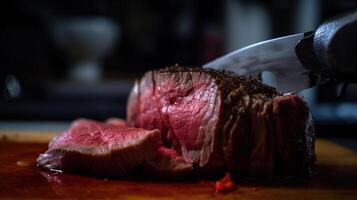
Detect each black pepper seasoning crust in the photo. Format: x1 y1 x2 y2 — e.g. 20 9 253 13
159 65 281 99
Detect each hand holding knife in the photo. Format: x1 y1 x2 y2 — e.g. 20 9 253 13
204 10 357 93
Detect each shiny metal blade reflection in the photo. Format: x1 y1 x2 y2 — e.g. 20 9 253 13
204 33 311 92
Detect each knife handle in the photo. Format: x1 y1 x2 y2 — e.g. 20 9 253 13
313 10 357 82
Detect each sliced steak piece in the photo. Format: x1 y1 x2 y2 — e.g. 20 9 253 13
127 66 315 178
37 120 161 177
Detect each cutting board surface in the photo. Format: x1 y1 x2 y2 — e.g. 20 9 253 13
0 132 357 199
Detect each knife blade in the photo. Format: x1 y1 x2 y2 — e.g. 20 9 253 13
203 33 311 93
203 10 357 93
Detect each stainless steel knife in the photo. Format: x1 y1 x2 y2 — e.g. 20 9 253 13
203 11 357 93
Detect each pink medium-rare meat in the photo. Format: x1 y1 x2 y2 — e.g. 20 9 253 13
127 66 315 179
127 68 225 171
37 119 161 177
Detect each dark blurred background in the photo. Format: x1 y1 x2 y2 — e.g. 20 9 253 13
1 0 357 135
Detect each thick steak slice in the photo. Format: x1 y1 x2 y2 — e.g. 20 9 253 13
127 66 315 178
37 120 161 177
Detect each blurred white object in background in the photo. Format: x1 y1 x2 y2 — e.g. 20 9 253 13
225 0 271 51
4 74 22 99
52 17 119 82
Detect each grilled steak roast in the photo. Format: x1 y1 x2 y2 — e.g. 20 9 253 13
127 66 315 178
37 119 161 176
37 66 315 180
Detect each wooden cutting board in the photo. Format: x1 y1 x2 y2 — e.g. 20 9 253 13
0 131 357 199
